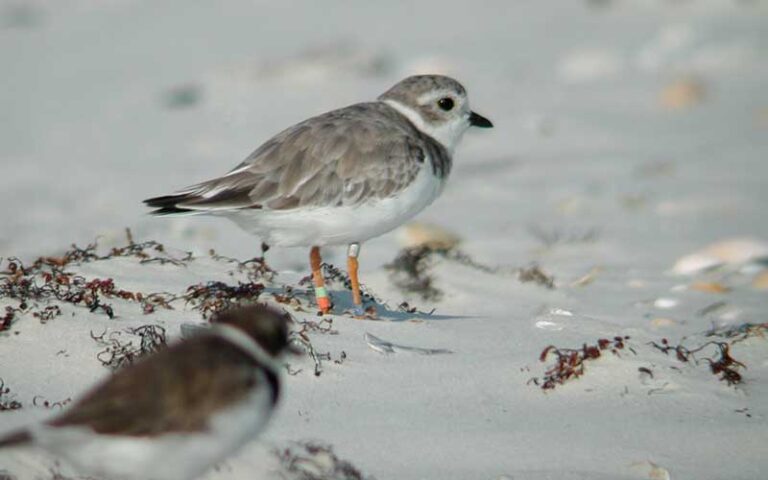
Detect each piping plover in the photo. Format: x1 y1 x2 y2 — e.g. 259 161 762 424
0 305 291 480
145 75 492 316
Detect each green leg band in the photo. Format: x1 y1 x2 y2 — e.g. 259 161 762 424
314 286 328 298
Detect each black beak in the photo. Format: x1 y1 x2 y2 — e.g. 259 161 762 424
469 111 493 128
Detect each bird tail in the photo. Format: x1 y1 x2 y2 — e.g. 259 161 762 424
0 429 32 449
143 193 199 216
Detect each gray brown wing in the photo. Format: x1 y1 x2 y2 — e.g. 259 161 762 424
162 103 426 212
48 337 268 436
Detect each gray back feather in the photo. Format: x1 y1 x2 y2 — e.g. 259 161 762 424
174 102 451 211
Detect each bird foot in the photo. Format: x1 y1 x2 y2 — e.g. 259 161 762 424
316 296 333 315
349 305 377 320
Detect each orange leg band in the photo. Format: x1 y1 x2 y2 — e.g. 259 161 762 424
310 246 331 313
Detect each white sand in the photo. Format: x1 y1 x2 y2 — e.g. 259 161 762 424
1 1 767 479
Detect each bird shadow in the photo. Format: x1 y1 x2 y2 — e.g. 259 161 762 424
320 289 472 322
260 286 472 322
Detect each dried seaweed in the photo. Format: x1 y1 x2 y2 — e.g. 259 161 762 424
288 317 342 376
530 336 631 390
272 285 310 312
704 322 768 343
275 441 374 480
0 378 22 411
0 231 194 324
517 264 555 289
32 395 72 409
184 281 265 319
90 325 167 370
385 245 529 301
385 246 443 301
209 247 275 282
649 338 747 386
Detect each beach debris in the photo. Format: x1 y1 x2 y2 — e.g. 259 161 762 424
660 77 706 110
630 460 671 480
289 317 342 377
689 281 730 294
696 301 727 317
385 247 445 301
271 285 308 311
570 266 602 287
671 238 768 275
0 306 18 331
90 325 167 371
184 281 265 319
162 84 202 110
32 395 72 410
705 322 768 343
364 333 452 355
529 336 631 390
0 230 195 323
653 297 678 309
650 317 677 329
386 243 517 302
518 264 555 289
638 367 654 380
752 271 768 290
533 307 572 331
648 339 747 386
534 320 564 331
398 222 461 250
0 379 22 411
274 441 374 480
209 248 275 282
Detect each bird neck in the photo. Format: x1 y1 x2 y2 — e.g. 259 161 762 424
381 99 465 154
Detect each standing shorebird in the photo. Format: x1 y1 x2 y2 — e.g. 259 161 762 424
0 305 292 480
144 75 492 316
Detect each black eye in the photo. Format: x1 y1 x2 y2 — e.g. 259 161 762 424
437 97 454 111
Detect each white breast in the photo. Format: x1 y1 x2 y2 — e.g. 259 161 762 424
230 161 447 247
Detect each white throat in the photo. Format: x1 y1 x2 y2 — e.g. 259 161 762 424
382 99 467 153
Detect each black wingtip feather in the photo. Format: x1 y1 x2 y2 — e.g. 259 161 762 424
143 194 195 216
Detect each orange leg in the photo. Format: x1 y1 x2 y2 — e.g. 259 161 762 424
347 243 364 317
310 246 331 314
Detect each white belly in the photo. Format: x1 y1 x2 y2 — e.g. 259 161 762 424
228 162 446 247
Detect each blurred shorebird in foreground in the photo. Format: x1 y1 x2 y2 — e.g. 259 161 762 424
145 74 493 317
0 305 291 480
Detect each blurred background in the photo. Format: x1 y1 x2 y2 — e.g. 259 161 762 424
1 0 767 271
2 3 768 479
